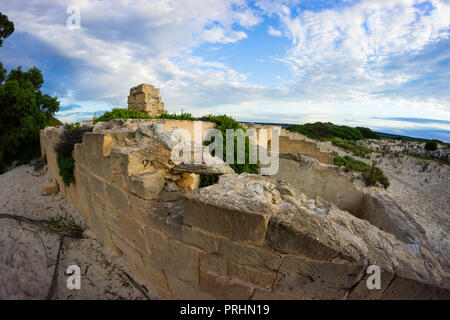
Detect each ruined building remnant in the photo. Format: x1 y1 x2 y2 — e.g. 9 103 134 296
127 83 165 117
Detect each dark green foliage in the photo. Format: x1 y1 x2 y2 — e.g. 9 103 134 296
424 140 437 151
333 154 389 189
45 116 63 127
331 137 372 157
199 174 219 187
57 154 75 186
287 122 379 141
0 13 14 47
93 107 152 123
0 66 60 173
0 15 59 173
333 154 372 172
362 164 390 189
200 114 259 175
94 108 260 176
48 215 83 239
54 124 92 185
355 127 380 139
159 111 195 120
54 124 92 157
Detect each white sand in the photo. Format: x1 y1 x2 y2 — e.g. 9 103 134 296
0 165 161 300
318 139 450 263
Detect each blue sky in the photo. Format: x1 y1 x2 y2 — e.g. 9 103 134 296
1 0 449 141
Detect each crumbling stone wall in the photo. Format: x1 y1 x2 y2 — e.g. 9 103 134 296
242 124 333 165
128 84 165 117
40 120 450 300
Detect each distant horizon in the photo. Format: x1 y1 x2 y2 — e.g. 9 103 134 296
2 0 449 142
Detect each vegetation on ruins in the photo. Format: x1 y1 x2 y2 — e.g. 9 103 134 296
93 108 260 186
0 13 61 173
54 123 93 186
93 107 153 123
287 122 379 141
331 137 373 157
333 153 389 188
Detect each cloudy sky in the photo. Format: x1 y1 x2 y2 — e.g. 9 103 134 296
1 0 449 141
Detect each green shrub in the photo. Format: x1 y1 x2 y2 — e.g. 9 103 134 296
159 111 195 120
93 108 152 123
57 154 75 186
80 108 261 184
424 140 437 151
331 137 372 157
200 114 259 175
287 122 379 141
355 127 380 139
333 154 389 188
0 65 60 173
199 174 219 187
55 124 92 185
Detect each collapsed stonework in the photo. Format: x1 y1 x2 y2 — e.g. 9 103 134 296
128 84 165 117
40 118 450 299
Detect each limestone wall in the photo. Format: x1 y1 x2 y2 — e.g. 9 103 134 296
128 83 165 117
241 124 333 165
39 121 450 300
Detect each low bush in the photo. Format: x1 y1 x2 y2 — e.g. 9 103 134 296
57 154 75 186
55 124 92 185
331 137 372 157
333 154 389 188
424 140 437 151
93 108 152 123
286 122 379 141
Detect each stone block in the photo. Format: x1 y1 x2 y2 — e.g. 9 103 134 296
105 182 130 213
145 228 201 285
182 226 217 253
226 260 277 289
184 199 270 244
127 172 165 200
111 231 144 267
117 210 147 255
199 253 227 276
167 276 215 300
217 239 280 270
199 271 253 300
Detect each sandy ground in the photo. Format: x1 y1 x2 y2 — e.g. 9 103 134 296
1 142 449 299
0 164 161 300
319 140 450 263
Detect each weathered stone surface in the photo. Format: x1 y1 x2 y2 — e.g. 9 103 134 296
42 181 59 195
184 199 271 244
145 228 201 285
127 171 165 200
39 108 450 300
176 172 200 190
199 271 253 300
117 210 147 255
128 83 165 117
226 260 276 289
217 238 281 270
105 182 130 213
167 276 215 300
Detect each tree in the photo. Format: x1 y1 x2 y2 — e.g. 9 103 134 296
0 12 14 47
424 141 437 151
0 14 60 173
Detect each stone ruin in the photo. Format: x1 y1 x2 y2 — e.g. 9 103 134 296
128 83 165 117
38 85 450 300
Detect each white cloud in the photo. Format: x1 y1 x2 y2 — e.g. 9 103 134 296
268 25 282 36
0 0 449 138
